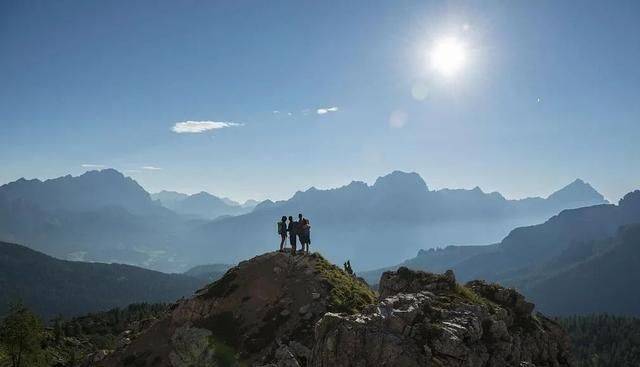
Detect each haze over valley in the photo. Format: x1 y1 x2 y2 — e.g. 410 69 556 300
0 169 607 272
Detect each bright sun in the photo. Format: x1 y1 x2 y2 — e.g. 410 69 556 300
430 37 466 77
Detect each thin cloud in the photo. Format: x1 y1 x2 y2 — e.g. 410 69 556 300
141 166 162 171
81 164 106 169
171 121 243 134
317 106 339 115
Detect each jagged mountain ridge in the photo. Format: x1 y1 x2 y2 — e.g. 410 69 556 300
0 169 166 215
0 169 607 272
362 190 640 316
98 252 573 367
0 241 203 320
190 171 607 268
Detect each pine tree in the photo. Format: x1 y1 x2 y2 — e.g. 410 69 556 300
0 302 46 367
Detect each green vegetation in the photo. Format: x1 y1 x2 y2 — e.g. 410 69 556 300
208 336 246 367
453 284 494 308
0 302 46 367
313 254 376 314
60 303 168 348
557 314 640 367
1 303 169 367
0 241 201 320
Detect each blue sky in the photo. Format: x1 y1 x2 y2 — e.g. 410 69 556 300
1 0 639 202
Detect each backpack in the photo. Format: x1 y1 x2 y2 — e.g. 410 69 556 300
277 221 286 235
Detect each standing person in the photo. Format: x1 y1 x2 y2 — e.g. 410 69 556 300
300 217 311 254
287 216 298 255
297 214 306 254
277 216 287 252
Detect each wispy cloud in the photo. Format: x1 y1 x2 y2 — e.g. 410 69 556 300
81 164 106 169
317 106 339 115
171 121 243 134
141 166 162 171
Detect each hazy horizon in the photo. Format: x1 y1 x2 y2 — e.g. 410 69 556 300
0 168 617 205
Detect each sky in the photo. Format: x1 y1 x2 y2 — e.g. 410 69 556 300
1 0 639 202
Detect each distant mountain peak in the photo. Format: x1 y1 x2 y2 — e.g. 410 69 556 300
547 178 606 204
563 178 589 189
373 171 429 192
76 168 126 181
0 169 157 214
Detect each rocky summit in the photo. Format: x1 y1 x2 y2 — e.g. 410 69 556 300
97 254 572 367
97 251 375 367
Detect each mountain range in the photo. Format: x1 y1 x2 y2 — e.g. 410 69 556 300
151 190 257 220
189 171 607 268
0 169 192 271
361 190 640 315
0 169 607 272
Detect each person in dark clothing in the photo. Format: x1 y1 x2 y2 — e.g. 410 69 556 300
297 214 306 254
277 216 287 252
300 217 311 254
287 216 298 255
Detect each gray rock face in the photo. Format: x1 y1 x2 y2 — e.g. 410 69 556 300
379 266 457 298
98 252 371 367
311 268 573 367
97 254 573 367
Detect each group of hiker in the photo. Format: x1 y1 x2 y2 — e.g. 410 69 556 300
277 214 311 255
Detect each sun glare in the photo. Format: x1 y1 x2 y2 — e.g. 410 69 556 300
430 37 466 77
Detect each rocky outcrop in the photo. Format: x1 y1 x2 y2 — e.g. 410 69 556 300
379 266 457 298
312 267 573 367
97 253 572 367
98 252 375 367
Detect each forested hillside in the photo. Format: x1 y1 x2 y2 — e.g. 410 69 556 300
0 242 202 319
558 315 640 367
